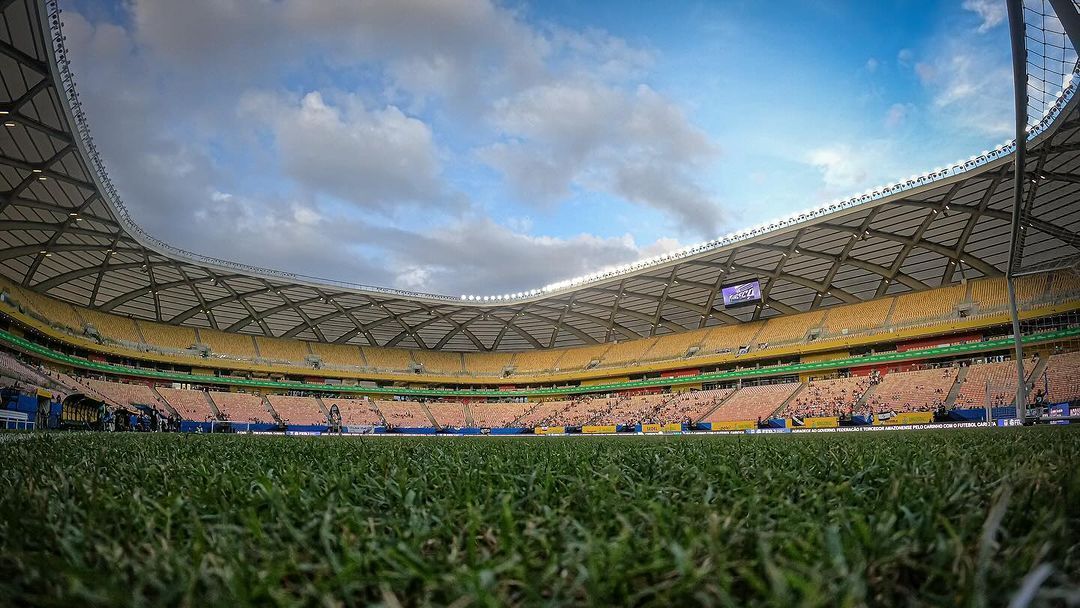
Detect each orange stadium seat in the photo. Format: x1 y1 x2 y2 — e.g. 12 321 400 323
463 352 515 376
426 402 467 427
255 336 311 362
135 320 198 351
470 402 532 427
266 394 326 425
374 399 429 427
643 328 709 362
510 349 566 374
696 321 764 355
360 347 414 372
157 387 217 421
84 379 164 411
309 342 364 368
78 308 142 343
321 397 384 426
783 375 870 418
754 310 826 347
863 367 956 414
954 358 1038 408
11 286 85 332
1034 352 1080 404
553 344 612 372
198 329 258 359
1049 271 1080 298
412 350 464 375
208 391 274 423
599 337 658 367
704 382 800 422
821 298 893 335
889 283 966 326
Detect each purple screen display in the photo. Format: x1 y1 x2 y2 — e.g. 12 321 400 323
721 281 762 307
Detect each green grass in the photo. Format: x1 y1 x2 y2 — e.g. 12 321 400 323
1 429 1079 607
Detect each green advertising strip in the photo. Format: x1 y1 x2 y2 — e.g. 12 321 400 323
1 326 1076 399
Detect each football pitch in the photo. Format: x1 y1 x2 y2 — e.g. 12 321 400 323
1 428 1078 606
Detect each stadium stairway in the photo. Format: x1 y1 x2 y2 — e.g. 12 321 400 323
694 389 739 423
462 402 475 427
945 366 969 408
313 396 332 420
509 402 541 427
770 383 807 419
855 383 877 408
202 391 224 420
418 402 439 428
261 395 282 424
149 385 180 418
1029 356 1050 387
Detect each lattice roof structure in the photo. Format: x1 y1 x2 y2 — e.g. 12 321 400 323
0 0 1077 352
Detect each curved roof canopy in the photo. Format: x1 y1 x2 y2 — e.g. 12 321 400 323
0 0 1078 352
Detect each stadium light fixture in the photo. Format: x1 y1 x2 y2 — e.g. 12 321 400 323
3 121 14 127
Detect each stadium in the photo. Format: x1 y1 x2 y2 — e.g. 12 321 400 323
1 0 1079 605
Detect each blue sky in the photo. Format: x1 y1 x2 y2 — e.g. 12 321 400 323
64 0 1016 295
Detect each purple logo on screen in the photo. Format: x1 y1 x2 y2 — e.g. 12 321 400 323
721 281 762 307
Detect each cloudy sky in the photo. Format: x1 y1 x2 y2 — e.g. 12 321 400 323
64 0 1015 296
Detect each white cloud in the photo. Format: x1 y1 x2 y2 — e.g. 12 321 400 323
865 57 879 73
241 91 451 212
480 82 723 236
806 144 869 192
962 0 1007 33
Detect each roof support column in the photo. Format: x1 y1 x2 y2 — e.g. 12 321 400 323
1006 0 1028 417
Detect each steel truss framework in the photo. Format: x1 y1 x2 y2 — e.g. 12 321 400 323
0 0 1077 353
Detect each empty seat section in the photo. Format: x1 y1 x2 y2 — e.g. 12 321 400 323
266 395 326 425
1036 352 1080 404
374 400 428 427
14 287 85 331
412 350 464 375
255 336 310 362
821 298 893 335
463 352 515 376
660 388 735 423
470 402 532 427
198 329 258 358
85 379 162 410
755 310 825 346
889 284 966 326
954 358 1037 408
644 328 709 362
321 397 384 426
136 320 198 351
209 391 273 423
78 308 142 343
553 344 611 372
516 401 573 427
158 387 216 421
510 349 566 374
697 322 763 355
970 277 1007 310
865 367 957 413
1049 271 1080 298
783 376 870 418
427 403 467 427
704 382 801 422
600 338 658 367
310 342 364 367
547 397 617 427
361 347 414 372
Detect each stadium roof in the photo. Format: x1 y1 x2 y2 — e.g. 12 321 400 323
0 0 1078 352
